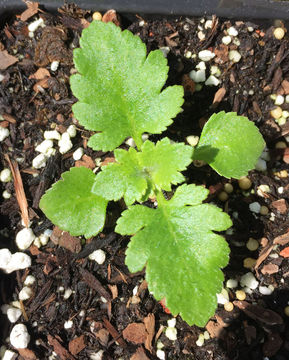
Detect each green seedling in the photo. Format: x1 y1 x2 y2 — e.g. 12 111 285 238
40 21 265 326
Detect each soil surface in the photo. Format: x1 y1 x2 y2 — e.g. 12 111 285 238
0 2 289 360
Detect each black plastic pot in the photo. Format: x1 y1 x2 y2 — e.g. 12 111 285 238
1 0 289 22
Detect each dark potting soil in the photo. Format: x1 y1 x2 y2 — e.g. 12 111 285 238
0 2 289 359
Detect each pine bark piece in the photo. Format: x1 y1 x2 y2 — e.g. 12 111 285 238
47 335 75 360
0 50 18 70
79 268 111 301
68 335 86 356
122 323 147 344
102 317 127 348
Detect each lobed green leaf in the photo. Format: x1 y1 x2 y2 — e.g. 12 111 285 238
92 138 193 205
39 167 107 238
193 111 265 178
116 184 232 326
70 21 184 151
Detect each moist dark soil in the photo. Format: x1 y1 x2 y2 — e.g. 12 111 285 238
0 2 289 360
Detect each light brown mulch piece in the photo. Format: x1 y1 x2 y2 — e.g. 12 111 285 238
79 268 111 301
263 332 283 357
271 199 287 214
205 320 226 339
254 244 274 273
212 87 226 107
93 328 110 346
33 77 50 93
20 1 40 21
101 156 116 167
68 335 86 356
261 263 279 275
108 284 118 299
0 50 18 70
233 301 283 327
281 79 289 94
281 121 289 136
47 335 75 360
75 154 95 169
29 67 50 80
130 347 150 360
2 113 17 124
102 9 120 26
143 314 155 352
102 317 127 348
4 154 29 227
51 226 81 253
273 231 289 246
122 323 147 345
18 348 37 360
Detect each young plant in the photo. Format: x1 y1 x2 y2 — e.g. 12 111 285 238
40 21 265 326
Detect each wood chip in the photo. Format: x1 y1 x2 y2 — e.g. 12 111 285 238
205 320 225 339
280 247 289 258
143 314 155 352
75 154 95 169
79 268 111 301
130 347 150 360
4 155 29 227
47 335 75 360
18 348 37 360
102 9 120 26
281 79 289 94
2 113 17 124
0 50 18 70
101 156 115 167
261 263 279 275
123 323 147 345
108 284 118 299
51 226 81 253
233 301 283 326
271 199 287 214
29 67 50 80
33 78 50 93
102 317 127 348
212 87 226 107
254 244 274 273
92 328 109 346
273 231 289 245
20 1 40 21
68 335 86 356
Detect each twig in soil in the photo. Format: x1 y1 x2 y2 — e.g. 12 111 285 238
4 154 29 227
102 317 127 348
79 267 111 302
28 279 53 313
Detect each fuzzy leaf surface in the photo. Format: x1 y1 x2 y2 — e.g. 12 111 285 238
193 111 265 178
92 138 193 205
40 167 107 238
70 21 184 151
116 184 232 326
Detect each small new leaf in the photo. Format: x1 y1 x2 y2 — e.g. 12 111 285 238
39 167 107 238
92 138 193 205
116 184 232 326
70 21 184 151
193 111 265 178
